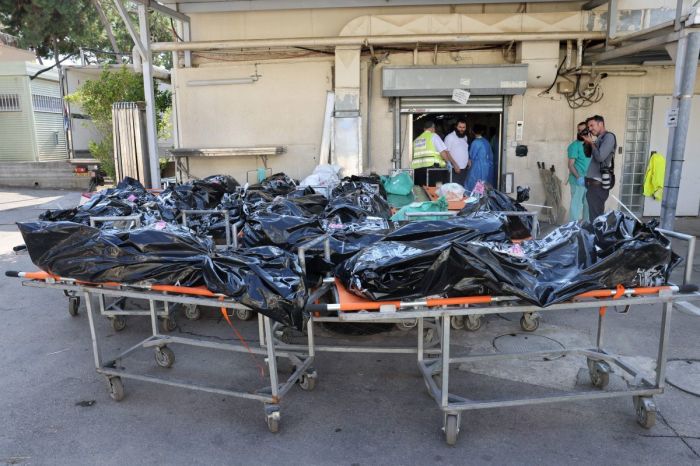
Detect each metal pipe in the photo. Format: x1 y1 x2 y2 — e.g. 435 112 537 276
392 97 401 170
366 56 376 172
138 3 162 190
661 32 700 230
151 31 605 52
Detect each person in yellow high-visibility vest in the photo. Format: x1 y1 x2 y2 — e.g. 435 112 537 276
412 120 460 186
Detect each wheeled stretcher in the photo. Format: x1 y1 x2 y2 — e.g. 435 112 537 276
53 211 250 331
305 277 700 445
5 270 316 433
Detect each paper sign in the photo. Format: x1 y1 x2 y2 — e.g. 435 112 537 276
451 88 471 105
666 107 679 128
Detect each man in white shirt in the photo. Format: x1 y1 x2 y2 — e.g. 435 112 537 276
444 118 470 186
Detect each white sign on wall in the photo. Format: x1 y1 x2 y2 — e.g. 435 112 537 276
665 107 679 128
451 88 471 105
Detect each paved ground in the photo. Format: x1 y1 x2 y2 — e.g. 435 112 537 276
1 188 700 465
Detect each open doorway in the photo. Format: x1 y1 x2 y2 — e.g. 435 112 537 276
409 112 502 188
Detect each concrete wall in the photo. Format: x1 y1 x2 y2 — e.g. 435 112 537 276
0 44 34 63
174 59 332 182
0 161 90 190
172 6 700 219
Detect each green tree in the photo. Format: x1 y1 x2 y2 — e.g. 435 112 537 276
0 0 103 63
66 66 171 177
0 0 175 68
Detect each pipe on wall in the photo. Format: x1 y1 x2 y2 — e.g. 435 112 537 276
151 32 605 52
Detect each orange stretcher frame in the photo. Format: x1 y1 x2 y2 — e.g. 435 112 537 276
329 278 673 313
11 271 676 314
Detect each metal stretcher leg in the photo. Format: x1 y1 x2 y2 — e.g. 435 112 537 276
633 301 672 429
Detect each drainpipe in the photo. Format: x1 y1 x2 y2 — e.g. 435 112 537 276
366 55 378 172
660 31 700 230
392 97 401 170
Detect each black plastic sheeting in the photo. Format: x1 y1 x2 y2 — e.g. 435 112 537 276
335 213 512 300
458 187 533 238
337 211 680 306
17 221 305 327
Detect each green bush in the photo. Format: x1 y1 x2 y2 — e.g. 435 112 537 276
67 66 171 178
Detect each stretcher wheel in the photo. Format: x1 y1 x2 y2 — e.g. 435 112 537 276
108 377 124 402
298 371 318 391
265 408 281 433
444 414 460 446
155 346 175 368
464 315 483 332
396 319 417 331
183 304 201 320
160 317 177 333
634 396 657 429
587 358 610 389
450 316 465 330
520 314 539 332
110 316 127 332
235 309 254 321
68 296 80 316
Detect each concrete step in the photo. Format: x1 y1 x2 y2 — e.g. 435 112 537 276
0 161 91 190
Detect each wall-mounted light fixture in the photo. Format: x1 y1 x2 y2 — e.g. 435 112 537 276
186 75 259 86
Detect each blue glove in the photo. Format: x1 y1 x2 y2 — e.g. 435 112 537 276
577 176 585 186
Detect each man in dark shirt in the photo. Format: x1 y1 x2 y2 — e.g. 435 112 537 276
582 115 616 220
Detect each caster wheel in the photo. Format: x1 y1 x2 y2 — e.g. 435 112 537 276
68 296 80 316
634 396 657 428
444 414 460 446
266 410 281 433
160 317 177 333
520 314 539 332
235 309 254 321
396 319 418 331
450 316 465 330
154 346 175 368
108 377 124 402
587 359 610 389
111 316 127 332
464 316 483 332
298 371 318 391
184 304 201 320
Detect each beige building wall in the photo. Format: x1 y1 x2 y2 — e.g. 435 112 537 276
0 44 34 62
174 59 333 182
186 3 588 42
172 6 699 219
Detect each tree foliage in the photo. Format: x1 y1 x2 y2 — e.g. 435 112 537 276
66 66 172 177
0 0 175 68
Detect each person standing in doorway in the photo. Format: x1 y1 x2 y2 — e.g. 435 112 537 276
582 115 617 220
444 118 471 186
412 120 459 186
464 124 494 191
567 121 591 222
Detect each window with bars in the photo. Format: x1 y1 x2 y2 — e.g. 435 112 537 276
620 96 653 215
0 94 21 112
32 94 63 113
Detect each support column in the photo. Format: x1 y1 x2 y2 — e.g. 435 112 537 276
660 32 700 230
137 3 162 189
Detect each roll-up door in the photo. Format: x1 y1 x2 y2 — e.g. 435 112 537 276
400 96 504 113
